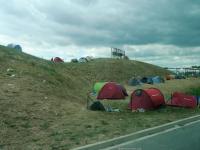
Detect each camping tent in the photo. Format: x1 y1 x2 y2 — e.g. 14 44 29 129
93 82 107 94
7 43 22 52
175 75 186 79
86 56 94 62
51 57 64 63
128 78 141 86
166 75 175 80
79 57 88 63
71 59 78 63
117 84 128 96
166 92 197 108
141 77 153 84
89 101 106 111
129 88 165 110
152 76 165 84
141 77 148 83
196 96 200 105
97 82 127 100
146 77 153 84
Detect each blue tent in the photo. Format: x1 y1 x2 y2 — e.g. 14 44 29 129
175 75 186 79
128 78 141 86
196 96 200 105
141 76 164 84
147 77 153 84
152 76 165 84
140 77 153 84
141 77 147 83
7 44 22 52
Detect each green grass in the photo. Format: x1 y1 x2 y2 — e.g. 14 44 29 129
0 45 200 149
187 87 200 96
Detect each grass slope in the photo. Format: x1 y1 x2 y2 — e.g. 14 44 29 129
0 45 170 103
0 45 200 149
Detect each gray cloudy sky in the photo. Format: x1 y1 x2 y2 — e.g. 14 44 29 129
0 0 200 67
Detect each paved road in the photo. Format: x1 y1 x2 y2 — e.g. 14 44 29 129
105 120 200 150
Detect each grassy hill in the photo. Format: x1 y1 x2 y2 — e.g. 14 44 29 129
0 45 200 149
0 45 170 103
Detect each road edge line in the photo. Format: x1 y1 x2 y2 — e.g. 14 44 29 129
73 115 200 150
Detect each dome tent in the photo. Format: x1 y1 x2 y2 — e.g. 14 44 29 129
79 57 88 63
97 82 128 100
51 57 64 63
167 92 197 108
166 75 175 80
93 82 107 94
128 78 141 86
141 77 153 84
117 84 128 96
152 76 165 84
89 101 106 111
175 75 186 79
141 77 148 83
129 88 165 111
71 58 78 63
7 43 22 52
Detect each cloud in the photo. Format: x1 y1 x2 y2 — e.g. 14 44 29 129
124 44 200 67
0 0 199 67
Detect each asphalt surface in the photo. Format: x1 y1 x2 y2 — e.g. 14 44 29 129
105 120 200 150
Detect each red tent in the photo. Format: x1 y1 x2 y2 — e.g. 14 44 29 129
97 82 127 100
117 84 128 96
129 88 165 110
51 57 64 63
167 92 197 108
